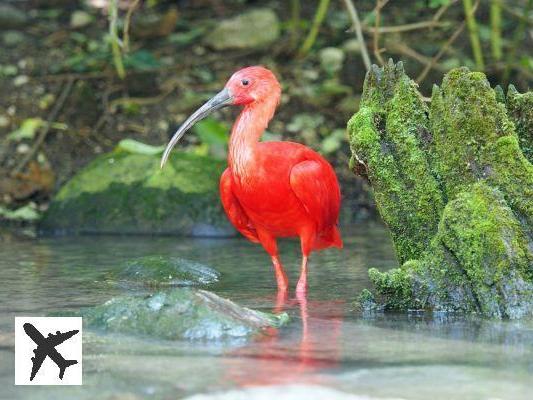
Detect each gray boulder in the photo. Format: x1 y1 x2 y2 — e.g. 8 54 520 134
205 9 280 50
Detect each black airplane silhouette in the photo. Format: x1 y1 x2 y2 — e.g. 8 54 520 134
23 322 79 381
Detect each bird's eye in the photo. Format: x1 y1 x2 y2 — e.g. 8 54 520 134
241 79 249 86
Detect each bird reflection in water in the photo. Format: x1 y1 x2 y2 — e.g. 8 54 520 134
222 292 344 387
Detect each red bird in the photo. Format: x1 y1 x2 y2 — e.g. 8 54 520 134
161 66 342 295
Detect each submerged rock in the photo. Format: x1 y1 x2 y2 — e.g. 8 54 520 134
82 289 288 340
348 61 533 319
40 143 235 236
111 255 220 288
205 9 280 50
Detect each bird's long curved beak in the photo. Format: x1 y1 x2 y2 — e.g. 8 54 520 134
160 87 233 168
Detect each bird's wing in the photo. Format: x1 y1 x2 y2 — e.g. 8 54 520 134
30 349 46 381
220 168 260 243
289 159 341 231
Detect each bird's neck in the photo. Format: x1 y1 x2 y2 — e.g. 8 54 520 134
228 97 277 180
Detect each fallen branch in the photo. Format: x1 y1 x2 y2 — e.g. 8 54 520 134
416 21 466 83
123 0 141 52
11 78 75 176
341 0 371 71
363 20 449 34
373 0 389 65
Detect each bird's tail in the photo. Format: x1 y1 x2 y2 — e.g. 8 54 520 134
313 225 343 251
58 359 78 380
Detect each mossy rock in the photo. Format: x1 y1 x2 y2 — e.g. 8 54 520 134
81 289 289 340
505 85 533 163
109 255 220 288
349 61 533 319
40 146 235 236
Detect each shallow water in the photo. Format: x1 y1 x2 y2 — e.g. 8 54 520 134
0 222 532 400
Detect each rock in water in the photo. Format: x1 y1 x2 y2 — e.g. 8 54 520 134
111 255 220 288
205 9 280 50
82 289 288 340
40 143 235 236
348 61 533 319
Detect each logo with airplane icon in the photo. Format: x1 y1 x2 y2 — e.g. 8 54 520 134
15 317 82 385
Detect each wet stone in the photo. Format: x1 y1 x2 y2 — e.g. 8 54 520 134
81 289 288 341
111 255 220 288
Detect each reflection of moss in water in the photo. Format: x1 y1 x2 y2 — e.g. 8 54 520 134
82 289 288 340
348 62 533 318
41 150 234 236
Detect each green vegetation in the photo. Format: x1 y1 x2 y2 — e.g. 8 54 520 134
40 142 233 236
1 1 531 221
348 61 533 319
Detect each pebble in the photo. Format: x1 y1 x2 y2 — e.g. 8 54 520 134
13 75 29 87
70 10 93 29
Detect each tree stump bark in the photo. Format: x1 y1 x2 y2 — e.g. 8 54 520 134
348 61 533 319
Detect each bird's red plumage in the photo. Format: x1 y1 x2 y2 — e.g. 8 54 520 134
163 65 342 293
219 67 342 258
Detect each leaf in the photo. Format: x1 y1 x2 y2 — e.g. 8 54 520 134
124 50 161 70
0 204 40 221
193 118 229 145
321 129 346 154
7 118 44 141
429 0 450 8
117 139 165 155
193 118 229 159
167 27 205 46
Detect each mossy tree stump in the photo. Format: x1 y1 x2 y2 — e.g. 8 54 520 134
348 61 533 319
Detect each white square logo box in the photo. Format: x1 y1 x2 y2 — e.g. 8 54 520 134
15 317 82 385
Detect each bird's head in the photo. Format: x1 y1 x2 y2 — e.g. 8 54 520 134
160 66 281 168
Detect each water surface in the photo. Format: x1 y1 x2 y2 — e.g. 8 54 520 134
0 222 531 399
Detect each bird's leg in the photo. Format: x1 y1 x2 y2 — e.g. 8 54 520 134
296 255 309 295
271 255 289 294
297 229 313 295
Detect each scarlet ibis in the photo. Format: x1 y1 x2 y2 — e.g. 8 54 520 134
161 66 342 294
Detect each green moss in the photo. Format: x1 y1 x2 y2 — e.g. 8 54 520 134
432 183 532 317
348 63 533 319
348 61 444 263
506 85 533 163
429 68 516 201
81 289 288 340
41 148 234 236
368 267 414 310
